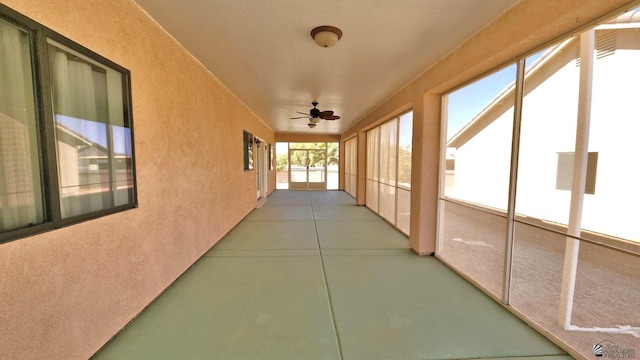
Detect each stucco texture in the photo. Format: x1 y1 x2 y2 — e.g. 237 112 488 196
0 0 274 359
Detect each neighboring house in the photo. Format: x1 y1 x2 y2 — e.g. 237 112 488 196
447 13 640 242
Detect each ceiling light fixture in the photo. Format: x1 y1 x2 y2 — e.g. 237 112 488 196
311 26 342 48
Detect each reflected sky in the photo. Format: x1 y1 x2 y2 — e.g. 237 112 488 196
56 115 132 155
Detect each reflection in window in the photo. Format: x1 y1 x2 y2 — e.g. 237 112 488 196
48 40 134 218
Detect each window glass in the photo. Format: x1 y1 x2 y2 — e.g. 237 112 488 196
0 19 44 231
243 130 253 171
48 40 134 218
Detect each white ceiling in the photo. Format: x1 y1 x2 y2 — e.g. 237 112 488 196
133 0 521 135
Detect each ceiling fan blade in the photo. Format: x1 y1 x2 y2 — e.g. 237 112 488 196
323 115 340 120
318 110 334 118
290 116 310 120
296 111 310 116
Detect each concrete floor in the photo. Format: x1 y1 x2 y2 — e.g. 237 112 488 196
93 190 570 360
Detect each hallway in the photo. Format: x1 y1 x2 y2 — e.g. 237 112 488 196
94 190 569 360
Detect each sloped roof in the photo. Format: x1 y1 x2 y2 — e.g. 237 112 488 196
447 11 640 149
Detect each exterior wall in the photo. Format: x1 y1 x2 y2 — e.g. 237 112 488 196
0 0 274 359
341 0 635 255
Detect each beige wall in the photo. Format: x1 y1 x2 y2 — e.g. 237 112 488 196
275 133 341 143
0 0 637 359
0 0 274 359
341 0 636 255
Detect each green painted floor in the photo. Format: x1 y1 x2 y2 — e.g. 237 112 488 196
94 190 572 360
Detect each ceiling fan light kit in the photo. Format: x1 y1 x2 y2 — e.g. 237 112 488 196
311 26 342 47
290 101 341 128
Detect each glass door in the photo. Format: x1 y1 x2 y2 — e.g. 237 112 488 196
289 149 309 190
288 149 327 190
307 149 326 190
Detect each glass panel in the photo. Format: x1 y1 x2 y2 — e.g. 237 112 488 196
378 183 396 224
398 112 412 189
0 20 44 232
308 149 325 183
397 188 410 235
289 149 308 184
276 142 289 189
48 40 134 218
438 201 506 298
445 64 516 210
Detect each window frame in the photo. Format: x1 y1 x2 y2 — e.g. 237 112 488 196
0 4 138 244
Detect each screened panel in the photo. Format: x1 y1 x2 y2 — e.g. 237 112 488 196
444 64 516 210
584 28 640 242
366 128 379 181
439 201 506 298
366 179 379 213
0 19 44 232
378 183 396 223
379 119 397 186
516 43 580 226
345 138 357 197
397 188 410 235
397 112 412 189
365 112 412 235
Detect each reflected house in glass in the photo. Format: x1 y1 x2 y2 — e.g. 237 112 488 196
56 122 132 196
446 13 640 242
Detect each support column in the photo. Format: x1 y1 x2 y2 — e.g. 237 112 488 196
558 29 594 329
338 140 345 190
409 93 440 255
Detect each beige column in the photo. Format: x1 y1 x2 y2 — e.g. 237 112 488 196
409 93 440 255
338 140 345 190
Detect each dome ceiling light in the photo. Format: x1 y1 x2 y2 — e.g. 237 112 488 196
310 26 343 48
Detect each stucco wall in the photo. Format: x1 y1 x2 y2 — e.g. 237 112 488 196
0 0 274 359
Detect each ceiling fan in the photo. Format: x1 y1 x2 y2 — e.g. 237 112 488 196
290 101 340 128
